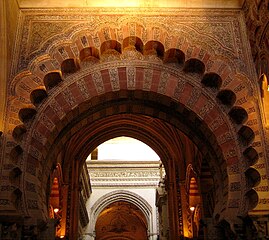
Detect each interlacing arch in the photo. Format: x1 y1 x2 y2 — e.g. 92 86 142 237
8 23 261 230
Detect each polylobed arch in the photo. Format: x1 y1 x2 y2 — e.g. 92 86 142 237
10 64 259 228
88 190 153 238
16 88 243 223
7 23 262 236
39 91 222 166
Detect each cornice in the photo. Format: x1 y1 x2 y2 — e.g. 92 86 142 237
91 182 159 187
87 161 160 169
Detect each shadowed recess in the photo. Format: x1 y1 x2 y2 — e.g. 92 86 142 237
144 40 164 58
243 147 259 166
245 167 261 188
183 58 205 74
18 108 37 123
61 58 80 74
245 189 259 211
80 47 100 61
30 88 48 106
202 72 222 89
12 125 27 142
238 126 255 145
100 40 122 54
217 89 236 106
122 36 143 53
163 48 185 65
228 106 248 125
10 167 23 179
44 72 63 90
10 145 23 164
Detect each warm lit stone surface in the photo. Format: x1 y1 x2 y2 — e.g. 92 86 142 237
17 0 244 8
1 0 269 238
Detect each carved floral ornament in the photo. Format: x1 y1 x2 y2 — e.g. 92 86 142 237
5 11 266 225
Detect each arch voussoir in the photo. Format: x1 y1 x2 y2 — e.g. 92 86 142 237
6 25 260 231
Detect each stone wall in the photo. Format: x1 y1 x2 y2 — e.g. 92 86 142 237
0 5 269 238
0 0 19 131
243 0 269 222
243 0 269 77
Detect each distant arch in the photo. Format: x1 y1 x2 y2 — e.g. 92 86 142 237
88 190 154 239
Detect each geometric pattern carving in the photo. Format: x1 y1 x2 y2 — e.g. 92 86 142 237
2 7 267 233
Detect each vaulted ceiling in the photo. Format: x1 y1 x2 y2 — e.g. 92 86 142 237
95 201 148 240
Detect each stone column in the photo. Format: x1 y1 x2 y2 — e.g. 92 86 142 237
68 158 80 239
59 184 69 238
178 181 189 238
156 181 169 240
166 159 180 240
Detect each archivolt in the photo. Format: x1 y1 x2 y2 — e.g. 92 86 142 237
8 27 260 225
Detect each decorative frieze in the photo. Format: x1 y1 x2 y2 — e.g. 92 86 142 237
88 161 161 187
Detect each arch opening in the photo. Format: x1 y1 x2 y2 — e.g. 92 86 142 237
85 136 162 239
3 10 261 238
44 99 226 239
87 136 160 161
26 89 231 239
95 201 148 240
14 54 249 239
